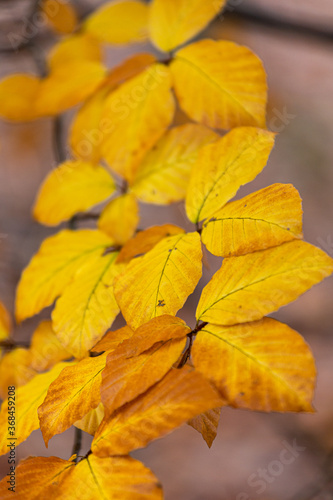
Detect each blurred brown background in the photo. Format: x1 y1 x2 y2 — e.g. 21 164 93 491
0 1 333 498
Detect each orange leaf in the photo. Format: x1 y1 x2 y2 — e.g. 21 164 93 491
192 318 316 412
92 325 134 353
42 0 78 34
92 366 223 456
0 349 36 399
29 321 72 372
188 407 221 448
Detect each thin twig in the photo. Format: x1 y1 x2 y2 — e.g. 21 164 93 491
72 427 83 463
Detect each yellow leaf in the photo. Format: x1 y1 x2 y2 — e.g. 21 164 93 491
0 456 75 500
0 74 41 121
0 301 11 341
52 252 123 358
92 325 134 353
59 455 163 500
16 229 113 322
185 127 276 223
149 0 226 52
0 362 73 455
131 124 219 204
117 224 184 263
70 53 156 163
74 402 105 435
113 315 190 357
92 366 223 456
188 408 221 448
29 320 72 372
35 61 107 116
101 338 186 415
48 33 103 71
42 0 78 34
98 193 139 245
101 63 175 181
38 354 107 446
192 318 316 412
114 232 202 329
85 0 149 44
0 349 36 399
33 161 115 226
197 240 333 325
171 39 267 129
201 184 303 257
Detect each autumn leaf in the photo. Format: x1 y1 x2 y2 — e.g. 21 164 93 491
92 366 223 456
29 320 72 372
101 63 175 181
47 33 103 71
84 0 149 44
188 408 221 448
131 123 219 204
33 161 115 226
114 232 202 329
0 362 73 455
0 74 41 121
92 325 134 353
42 0 78 34
52 251 123 358
74 402 105 435
197 240 333 325
16 229 113 322
0 301 11 341
101 338 186 416
0 349 36 399
0 456 75 500
98 193 139 244
201 183 303 257
149 0 226 52
185 127 275 223
38 354 107 446
192 318 316 412
171 39 267 129
112 315 190 357
70 53 156 163
116 224 184 263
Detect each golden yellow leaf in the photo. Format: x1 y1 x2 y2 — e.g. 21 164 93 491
101 63 175 181
35 61 107 116
85 0 149 44
114 232 202 329
171 39 267 129
149 0 226 52
52 252 123 358
48 33 103 71
117 224 184 263
0 74 41 121
192 318 316 412
114 315 190 357
59 455 163 500
0 301 11 341
101 338 186 416
0 349 36 399
74 402 105 435
0 362 73 455
92 325 134 353
16 229 113 322
188 408 221 448
185 127 276 223
42 0 78 34
197 240 333 325
0 456 75 500
38 354 107 446
33 161 115 226
201 184 303 257
92 366 223 456
29 320 72 372
98 193 139 245
70 53 156 163
131 124 219 204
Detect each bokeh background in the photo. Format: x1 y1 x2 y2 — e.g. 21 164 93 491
0 1 333 498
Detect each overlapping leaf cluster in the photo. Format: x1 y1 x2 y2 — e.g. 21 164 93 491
0 1 332 498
